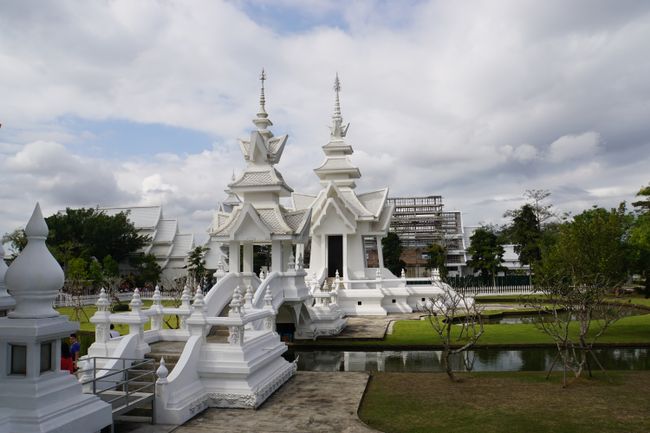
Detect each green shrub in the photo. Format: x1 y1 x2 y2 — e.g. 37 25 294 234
112 303 129 313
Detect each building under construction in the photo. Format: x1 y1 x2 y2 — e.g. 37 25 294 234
387 195 467 277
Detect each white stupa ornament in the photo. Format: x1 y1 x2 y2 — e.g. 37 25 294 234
5 203 64 318
0 242 16 311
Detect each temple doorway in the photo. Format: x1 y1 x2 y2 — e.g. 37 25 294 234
327 235 343 277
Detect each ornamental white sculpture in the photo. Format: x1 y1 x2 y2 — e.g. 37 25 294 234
0 203 112 433
5 203 64 318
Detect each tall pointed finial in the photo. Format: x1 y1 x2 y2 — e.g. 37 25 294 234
231 169 236 182
253 68 273 131
330 73 349 139
258 68 267 117
333 73 342 120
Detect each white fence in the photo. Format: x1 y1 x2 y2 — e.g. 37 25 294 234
455 285 537 296
54 289 173 307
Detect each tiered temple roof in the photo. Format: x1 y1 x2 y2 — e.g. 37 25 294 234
210 71 311 243
99 205 194 274
293 75 393 235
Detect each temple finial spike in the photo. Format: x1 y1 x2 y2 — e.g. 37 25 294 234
258 68 267 116
333 73 342 120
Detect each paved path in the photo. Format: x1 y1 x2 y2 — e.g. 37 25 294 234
320 313 425 340
173 372 379 433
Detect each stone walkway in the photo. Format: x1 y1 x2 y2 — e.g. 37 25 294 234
173 372 379 433
321 313 425 339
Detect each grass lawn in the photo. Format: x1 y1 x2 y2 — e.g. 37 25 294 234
387 312 650 346
359 371 650 433
294 304 650 348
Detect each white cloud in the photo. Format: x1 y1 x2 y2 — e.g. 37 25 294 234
547 131 601 163
1 0 650 240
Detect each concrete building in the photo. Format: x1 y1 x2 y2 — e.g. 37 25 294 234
387 196 468 277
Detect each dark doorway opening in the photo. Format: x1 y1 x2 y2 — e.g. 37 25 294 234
276 323 296 342
328 235 343 278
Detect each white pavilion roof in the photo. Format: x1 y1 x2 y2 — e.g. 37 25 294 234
97 205 193 272
154 219 178 243
100 205 162 229
170 233 194 258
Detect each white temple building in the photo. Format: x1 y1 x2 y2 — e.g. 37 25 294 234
77 71 346 427
293 76 447 315
99 205 195 281
204 174 241 271
293 74 394 282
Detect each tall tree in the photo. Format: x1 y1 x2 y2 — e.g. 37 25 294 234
426 243 447 280
510 204 542 276
129 253 162 287
505 189 555 226
45 208 148 266
537 205 631 286
382 232 405 276
467 227 505 286
187 245 210 286
629 184 650 297
1 228 27 259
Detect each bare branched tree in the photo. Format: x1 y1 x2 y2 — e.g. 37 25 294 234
528 273 626 387
423 282 484 381
160 275 187 329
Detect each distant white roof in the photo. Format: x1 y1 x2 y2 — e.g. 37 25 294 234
170 233 194 258
100 206 162 229
97 205 193 274
154 219 178 244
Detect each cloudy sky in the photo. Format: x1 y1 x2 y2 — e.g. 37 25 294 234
2 0 650 245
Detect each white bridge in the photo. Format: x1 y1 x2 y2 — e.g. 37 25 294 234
85 264 346 425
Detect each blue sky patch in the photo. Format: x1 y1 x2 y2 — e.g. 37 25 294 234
58 116 216 159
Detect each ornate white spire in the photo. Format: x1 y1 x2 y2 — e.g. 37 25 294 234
253 68 273 131
5 203 64 318
333 73 342 120
330 73 349 139
315 74 359 188
258 68 267 117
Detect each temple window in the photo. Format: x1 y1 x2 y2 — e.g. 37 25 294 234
10 344 27 375
40 342 53 373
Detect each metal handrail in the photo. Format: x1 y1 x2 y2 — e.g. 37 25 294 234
78 356 156 421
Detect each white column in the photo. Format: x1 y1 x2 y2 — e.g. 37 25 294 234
342 234 349 280
271 240 282 272
282 241 293 271
296 243 304 266
376 235 384 269
242 243 254 273
321 235 327 274
229 241 240 273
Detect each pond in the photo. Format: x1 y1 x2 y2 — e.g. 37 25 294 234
284 347 650 372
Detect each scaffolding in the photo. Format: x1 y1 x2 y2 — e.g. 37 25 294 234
387 195 467 276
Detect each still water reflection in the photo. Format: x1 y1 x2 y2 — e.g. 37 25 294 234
285 348 650 372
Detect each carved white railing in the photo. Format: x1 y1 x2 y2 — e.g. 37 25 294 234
252 271 283 311
155 287 278 413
